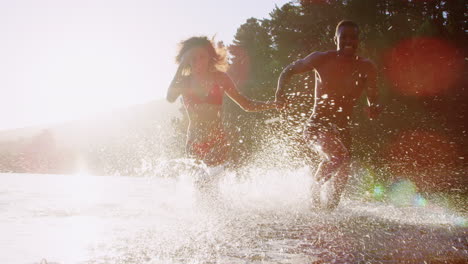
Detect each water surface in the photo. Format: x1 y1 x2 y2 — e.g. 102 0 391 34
1 170 466 264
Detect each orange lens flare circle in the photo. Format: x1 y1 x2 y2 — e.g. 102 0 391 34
384 37 463 96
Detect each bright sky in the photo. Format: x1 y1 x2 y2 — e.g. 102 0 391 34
0 0 290 130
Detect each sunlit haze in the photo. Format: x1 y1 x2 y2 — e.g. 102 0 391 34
0 0 290 130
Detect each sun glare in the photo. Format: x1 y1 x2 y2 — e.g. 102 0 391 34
384 37 463 97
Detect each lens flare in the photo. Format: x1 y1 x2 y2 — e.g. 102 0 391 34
412 193 428 207
373 184 385 200
388 179 417 207
454 217 467 228
384 37 463 96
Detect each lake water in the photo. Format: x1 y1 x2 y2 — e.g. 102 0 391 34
1 167 466 264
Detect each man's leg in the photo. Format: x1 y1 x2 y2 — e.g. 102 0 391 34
325 161 351 209
310 131 350 209
313 131 350 182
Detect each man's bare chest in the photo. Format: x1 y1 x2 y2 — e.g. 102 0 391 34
316 60 367 96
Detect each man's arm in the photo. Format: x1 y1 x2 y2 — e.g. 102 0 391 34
276 52 322 109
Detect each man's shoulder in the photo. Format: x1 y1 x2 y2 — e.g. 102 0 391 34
302 50 336 65
308 50 336 58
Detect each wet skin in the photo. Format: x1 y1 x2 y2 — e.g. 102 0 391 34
276 25 379 209
167 45 276 166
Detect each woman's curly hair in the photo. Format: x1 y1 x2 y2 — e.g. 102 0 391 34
175 36 228 72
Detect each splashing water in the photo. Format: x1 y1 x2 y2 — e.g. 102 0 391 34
0 162 466 264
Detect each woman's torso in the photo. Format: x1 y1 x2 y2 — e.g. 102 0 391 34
182 72 225 142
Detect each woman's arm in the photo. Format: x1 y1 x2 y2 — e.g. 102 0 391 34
166 63 189 102
222 73 276 112
167 52 193 102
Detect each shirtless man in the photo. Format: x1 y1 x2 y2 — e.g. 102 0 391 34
275 20 380 209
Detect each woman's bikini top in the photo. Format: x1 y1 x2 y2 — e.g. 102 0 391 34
183 82 223 108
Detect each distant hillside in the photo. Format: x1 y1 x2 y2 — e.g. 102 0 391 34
0 99 183 147
0 99 186 175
